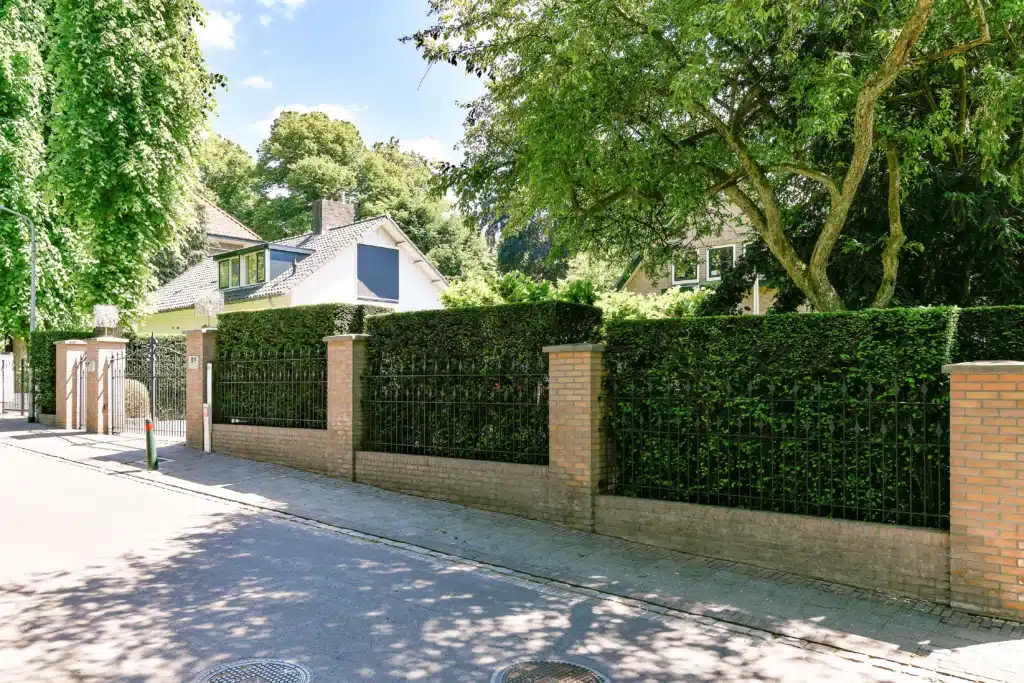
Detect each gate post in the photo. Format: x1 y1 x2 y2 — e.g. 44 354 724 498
54 340 87 429
86 336 128 435
185 328 217 450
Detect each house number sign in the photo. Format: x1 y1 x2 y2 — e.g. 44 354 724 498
188 355 201 370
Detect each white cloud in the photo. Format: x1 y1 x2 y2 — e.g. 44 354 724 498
242 76 273 89
259 15 273 26
249 103 367 140
195 11 240 51
258 0 307 18
399 136 457 163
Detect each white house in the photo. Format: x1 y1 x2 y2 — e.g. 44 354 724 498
140 199 448 335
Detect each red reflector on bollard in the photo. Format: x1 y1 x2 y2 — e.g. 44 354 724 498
145 421 154 431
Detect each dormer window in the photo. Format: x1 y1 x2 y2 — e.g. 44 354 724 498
218 249 268 290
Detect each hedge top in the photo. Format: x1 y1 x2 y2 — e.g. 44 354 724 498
216 303 387 356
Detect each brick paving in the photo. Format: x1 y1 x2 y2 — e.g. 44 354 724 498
1 416 1022 682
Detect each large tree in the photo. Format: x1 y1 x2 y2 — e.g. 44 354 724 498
198 132 261 226
410 0 1023 311
46 0 216 324
0 0 81 337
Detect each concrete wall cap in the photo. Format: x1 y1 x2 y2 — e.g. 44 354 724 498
324 334 370 343
543 343 606 354
942 360 1024 374
184 328 217 335
89 337 129 344
54 339 87 346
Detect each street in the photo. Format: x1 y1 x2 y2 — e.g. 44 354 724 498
0 439 956 682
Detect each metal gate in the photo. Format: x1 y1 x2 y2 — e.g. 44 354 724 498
1 356 31 416
110 336 187 440
74 352 87 430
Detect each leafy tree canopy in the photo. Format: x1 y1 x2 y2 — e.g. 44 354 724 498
410 0 1024 311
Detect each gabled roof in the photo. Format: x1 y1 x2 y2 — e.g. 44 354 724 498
200 199 262 242
151 215 447 313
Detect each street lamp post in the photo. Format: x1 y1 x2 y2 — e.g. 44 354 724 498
0 205 37 423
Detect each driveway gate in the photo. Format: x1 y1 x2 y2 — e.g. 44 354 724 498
110 336 187 440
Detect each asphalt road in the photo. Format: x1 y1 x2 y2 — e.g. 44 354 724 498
0 444 947 682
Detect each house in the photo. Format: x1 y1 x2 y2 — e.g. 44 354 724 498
618 220 777 315
200 199 265 254
140 199 448 335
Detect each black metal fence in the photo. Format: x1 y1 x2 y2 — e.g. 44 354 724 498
213 349 327 429
0 358 32 415
362 355 550 464
109 336 188 440
605 377 950 529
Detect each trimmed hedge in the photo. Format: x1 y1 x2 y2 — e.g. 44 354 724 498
363 302 603 463
213 304 386 429
604 305 1024 529
29 329 92 415
216 303 390 357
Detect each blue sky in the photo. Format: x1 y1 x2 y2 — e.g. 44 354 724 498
195 0 485 161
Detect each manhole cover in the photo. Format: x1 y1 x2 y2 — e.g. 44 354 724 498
492 660 609 683
191 658 311 683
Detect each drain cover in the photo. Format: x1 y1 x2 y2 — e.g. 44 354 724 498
191 658 311 683
492 660 609 683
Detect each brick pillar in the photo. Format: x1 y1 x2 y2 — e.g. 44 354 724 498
944 360 1024 621
325 334 368 480
85 337 127 435
185 328 217 450
54 340 87 429
544 343 607 532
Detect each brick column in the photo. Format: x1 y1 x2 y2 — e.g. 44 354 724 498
185 328 217 450
944 360 1024 621
85 337 127 435
54 340 87 429
325 334 368 480
544 343 607 532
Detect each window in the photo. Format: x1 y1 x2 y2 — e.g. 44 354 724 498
230 257 241 287
707 245 736 280
218 259 230 289
357 244 400 301
246 252 265 284
671 249 698 284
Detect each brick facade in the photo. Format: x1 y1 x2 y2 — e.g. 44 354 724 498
325 335 367 481
85 337 127 435
212 424 335 475
596 496 950 603
945 361 1024 620
185 329 217 450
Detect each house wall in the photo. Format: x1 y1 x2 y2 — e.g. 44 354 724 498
139 295 290 336
623 222 752 294
290 224 445 311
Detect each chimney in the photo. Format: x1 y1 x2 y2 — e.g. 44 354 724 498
312 196 357 234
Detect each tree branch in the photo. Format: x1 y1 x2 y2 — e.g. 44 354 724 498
871 142 907 308
770 164 842 206
910 0 991 67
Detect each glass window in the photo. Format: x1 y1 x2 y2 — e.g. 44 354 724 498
246 252 265 284
230 257 241 288
707 245 735 280
672 250 698 283
357 244 400 301
218 260 230 289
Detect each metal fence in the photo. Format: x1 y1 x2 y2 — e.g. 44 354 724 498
213 349 327 429
362 355 550 464
605 377 950 529
0 358 32 416
110 336 188 440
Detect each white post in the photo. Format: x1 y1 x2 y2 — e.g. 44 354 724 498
203 361 212 452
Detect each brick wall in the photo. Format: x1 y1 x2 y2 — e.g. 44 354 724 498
945 361 1024 621
212 424 340 476
354 451 571 524
596 496 951 603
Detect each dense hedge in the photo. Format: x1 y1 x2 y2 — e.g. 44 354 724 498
604 305 1024 529
216 303 389 356
363 302 603 463
29 329 92 415
214 304 385 429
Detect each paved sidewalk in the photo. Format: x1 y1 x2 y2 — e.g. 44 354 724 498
2 416 1022 682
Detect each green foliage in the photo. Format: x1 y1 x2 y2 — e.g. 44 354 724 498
599 288 710 326
46 0 215 325
216 303 388 357
412 0 1024 310
150 200 210 285
363 302 602 463
604 305 1024 527
29 329 91 415
198 133 261 226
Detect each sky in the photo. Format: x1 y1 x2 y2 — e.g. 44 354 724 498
195 0 486 162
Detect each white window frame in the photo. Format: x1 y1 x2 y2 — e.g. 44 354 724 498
706 244 737 281
671 250 699 286
220 250 270 290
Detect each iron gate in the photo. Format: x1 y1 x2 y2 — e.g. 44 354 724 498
110 336 187 440
1 357 31 415
74 352 87 430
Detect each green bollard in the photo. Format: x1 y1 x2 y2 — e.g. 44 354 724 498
145 418 158 471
